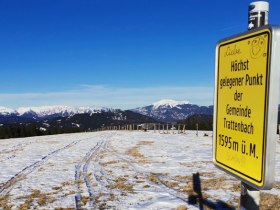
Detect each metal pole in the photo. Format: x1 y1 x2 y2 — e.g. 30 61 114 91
248 1 269 30
241 183 260 210
279 124 280 140
241 2 269 209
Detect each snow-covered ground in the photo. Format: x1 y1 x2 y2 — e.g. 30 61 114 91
0 131 279 209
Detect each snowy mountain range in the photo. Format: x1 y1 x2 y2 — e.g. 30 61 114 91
0 99 213 124
0 106 108 123
131 99 213 123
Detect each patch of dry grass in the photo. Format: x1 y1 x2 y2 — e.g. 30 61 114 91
16 180 73 209
81 196 89 206
179 172 240 192
147 174 161 185
202 176 233 191
126 141 154 164
109 193 116 201
93 192 115 210
273 181 280 189
259 182 280 209
38 167 45 172
94 192 116 210
65 190 75 196
108 176 134 193
183 182 194 194
150 174 181 189
176 205 188 210
101 160 120 167
174 175 193 181
164 180 180 188
52 186 62 191
47 163 55 167
61 181 71 187
127 147 144 160
169 172 239 208
52 180 72 192
0 194 12 210
139 140 154 145
18 189 56 209
94 192 105 202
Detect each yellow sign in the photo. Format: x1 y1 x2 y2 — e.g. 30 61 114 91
214 28 271 187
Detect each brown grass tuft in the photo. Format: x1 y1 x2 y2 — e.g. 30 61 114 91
81 196 89 206
182 182 194 194
52 186 62 191
139 140 154 145
126 141 154 164
17 189 56 208
109 176 134 192
177 205 188 210
102 160 119 167
260 193 280 209
147 174 161 185
65 190 76 196
0 194 12 210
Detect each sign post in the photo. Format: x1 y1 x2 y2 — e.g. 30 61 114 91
213 1 280 209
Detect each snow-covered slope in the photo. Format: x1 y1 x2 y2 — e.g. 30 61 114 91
132 99 213 123
0 131 279 209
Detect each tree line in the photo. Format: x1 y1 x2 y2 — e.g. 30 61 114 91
177 114 213 131
0 113 214 139
0 123 83 139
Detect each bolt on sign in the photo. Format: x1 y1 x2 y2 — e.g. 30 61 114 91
213 26 280 189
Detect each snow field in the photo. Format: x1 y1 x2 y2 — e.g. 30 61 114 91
0 131 279 209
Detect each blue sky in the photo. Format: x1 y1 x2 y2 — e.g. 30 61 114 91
1 0 280 109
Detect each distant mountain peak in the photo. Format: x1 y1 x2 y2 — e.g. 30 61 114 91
152 99 191 109
131 99 212 123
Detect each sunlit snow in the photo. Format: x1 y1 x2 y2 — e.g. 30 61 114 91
0 131 279 209
152 99 191 109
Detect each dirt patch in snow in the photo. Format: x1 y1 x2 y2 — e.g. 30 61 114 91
176 205 188 210
126 140 154 164
0 193 11 210
101 160 120 167
18 189 56 209
260 192 280 210
110 176 134 193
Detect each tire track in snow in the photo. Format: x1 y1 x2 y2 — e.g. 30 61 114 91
0 138 85 195
83 141 107 207
74 133 113 209
0 141 40 164
75 140 108 209
0 141 34 154
91 155 112 190
108 148 190 206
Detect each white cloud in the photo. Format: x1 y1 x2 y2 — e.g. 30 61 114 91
0 85 214 109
